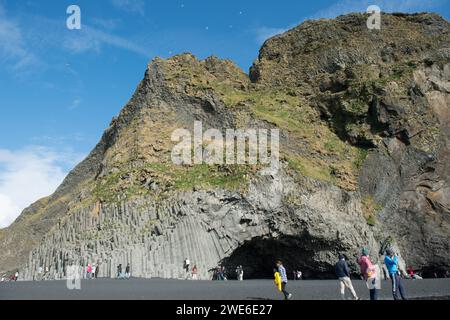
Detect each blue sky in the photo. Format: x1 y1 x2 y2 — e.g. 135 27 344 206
0 0 449 227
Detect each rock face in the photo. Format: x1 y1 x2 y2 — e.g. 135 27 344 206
1 13 449 279
21 174 376 280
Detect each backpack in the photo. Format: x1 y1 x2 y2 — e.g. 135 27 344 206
274 272 282 292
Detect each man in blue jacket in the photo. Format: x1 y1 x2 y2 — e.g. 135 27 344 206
384 248 407 300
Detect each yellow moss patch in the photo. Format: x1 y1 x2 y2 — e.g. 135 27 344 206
361 196 382 226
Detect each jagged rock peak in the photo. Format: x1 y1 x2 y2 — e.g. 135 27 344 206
250 12 450 85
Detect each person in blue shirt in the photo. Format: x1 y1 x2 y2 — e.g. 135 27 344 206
384 248 407 300
276 260 292 300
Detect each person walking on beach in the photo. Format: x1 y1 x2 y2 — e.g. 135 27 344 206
236 265 244 281
220 266 227 280
192 265 198 280
276 260 292 300
125 264 131 279
358 248 380 300
215 266 223 280
184 258 190 273
95 263 100 279
335 254 359 300
117 264 123 279
385 248 407 300
87 264 92 279
91 264 97 279
38 266 43 281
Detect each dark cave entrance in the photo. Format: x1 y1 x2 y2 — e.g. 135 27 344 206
421 266 450 279
220 236 336 280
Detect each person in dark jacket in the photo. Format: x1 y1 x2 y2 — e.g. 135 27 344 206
95 263 100 279
117 264 123 279
335 254 359 300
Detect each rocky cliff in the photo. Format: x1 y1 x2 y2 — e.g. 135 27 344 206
0 12 449 280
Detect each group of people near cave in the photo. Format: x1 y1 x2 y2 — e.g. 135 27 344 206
176 246 411 300
334 247 407 301
272 246 409 300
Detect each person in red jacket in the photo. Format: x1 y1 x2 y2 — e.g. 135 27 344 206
407 266 414 279
87 264 93 279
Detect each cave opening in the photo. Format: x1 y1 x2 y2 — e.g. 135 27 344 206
220 236 336 280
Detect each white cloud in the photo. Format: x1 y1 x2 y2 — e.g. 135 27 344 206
0 146 83 228
63 25 150 57
111 0 145 15
68 98 81 110
0 3 149 76
0 194 18 229
0 3 40 72
91 17 120 30
31 133 87 145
